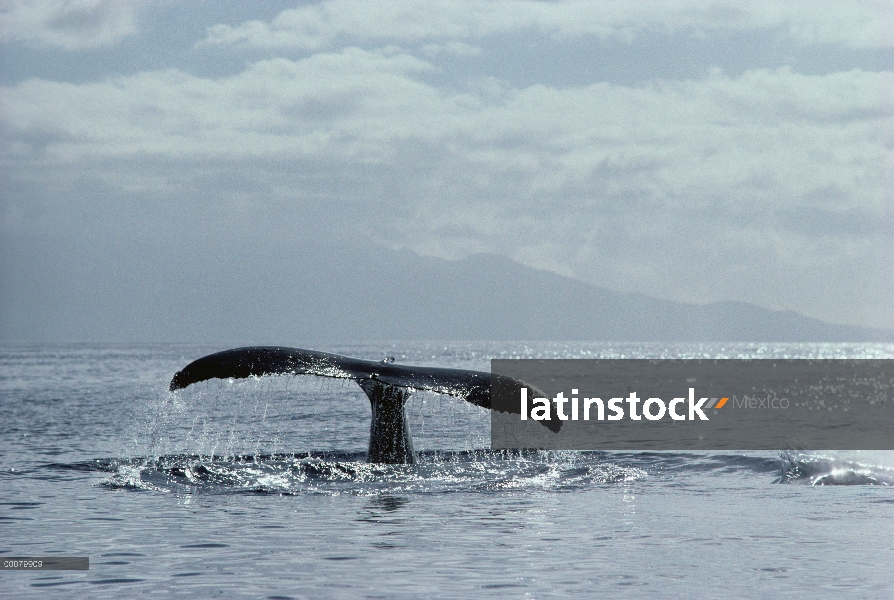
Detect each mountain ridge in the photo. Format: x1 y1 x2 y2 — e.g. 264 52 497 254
1 236 890 343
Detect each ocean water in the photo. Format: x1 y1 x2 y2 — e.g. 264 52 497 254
1 342 892 599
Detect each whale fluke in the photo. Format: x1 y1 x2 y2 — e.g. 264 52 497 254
169 346 560 464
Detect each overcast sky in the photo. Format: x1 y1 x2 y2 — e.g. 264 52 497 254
1 0 892 335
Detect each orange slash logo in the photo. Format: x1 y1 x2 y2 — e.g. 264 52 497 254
706 397 729 409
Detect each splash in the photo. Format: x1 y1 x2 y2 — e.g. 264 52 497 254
779 450 894 485
90 450 647 496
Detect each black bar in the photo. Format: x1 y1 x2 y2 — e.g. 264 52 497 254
492 359 894 450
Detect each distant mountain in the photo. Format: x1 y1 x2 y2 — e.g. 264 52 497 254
331 251 892 342
1 237 891 343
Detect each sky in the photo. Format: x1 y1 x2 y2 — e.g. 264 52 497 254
1 0 892 339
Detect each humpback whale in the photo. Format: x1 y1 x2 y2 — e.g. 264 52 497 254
169 347 560 464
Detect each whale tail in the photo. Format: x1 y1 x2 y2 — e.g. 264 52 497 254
169 346 560 464
357 379 415 464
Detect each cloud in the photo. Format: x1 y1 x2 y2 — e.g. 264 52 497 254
0 0 145 50
1 44 891 327
4 51 888 167
197 0 894 51
421 41 481 57
0 48 440 161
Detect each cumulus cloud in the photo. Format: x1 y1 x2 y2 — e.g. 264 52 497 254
197 0 894 51
3 54 888 200
10 4 881 204
0 48 441 161
0 0 145 50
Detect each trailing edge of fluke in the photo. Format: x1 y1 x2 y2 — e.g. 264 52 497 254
169 346 560 464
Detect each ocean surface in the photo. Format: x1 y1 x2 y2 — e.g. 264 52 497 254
1 342 892 599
